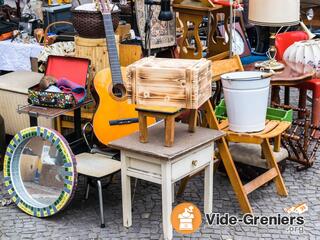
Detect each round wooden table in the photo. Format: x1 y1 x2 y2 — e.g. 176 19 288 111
244 61 315 104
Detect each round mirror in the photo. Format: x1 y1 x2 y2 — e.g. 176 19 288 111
3 127 77 217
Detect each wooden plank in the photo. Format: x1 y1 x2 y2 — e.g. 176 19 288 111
139 111 181 119
202 100 253 213
119 43 142 67
260 121 291 139
210 55 243 81
226 134 263 144
207 51 230 63
261 139 288 196
244 168 278 195
136 105 181 114
247 120 279 136
218 119 229 130
62 110 93 119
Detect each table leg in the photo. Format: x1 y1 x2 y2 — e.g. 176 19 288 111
271 86 281 104
284 87 290 105
298 89 307 119
74 108 81 139
121 153 132 227
172 183 175 203
204 159 213 214
161 162 173 240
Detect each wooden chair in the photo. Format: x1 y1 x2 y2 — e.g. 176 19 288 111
203 101 290 213
174 99 289 213
209 55 244 106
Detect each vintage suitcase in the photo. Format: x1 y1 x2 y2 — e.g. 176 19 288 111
125 56 212 109
28 55 90 109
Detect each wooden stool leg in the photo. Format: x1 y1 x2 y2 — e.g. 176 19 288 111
203 100 252 213
165 116 175 147
138 113 148 143
188 109 198 132
261 139 288 196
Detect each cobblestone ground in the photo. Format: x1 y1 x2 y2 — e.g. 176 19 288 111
0 89 319 240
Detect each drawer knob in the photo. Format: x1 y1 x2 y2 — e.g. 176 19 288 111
192 160 198 167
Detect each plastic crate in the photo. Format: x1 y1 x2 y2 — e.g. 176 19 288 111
215 99 293 122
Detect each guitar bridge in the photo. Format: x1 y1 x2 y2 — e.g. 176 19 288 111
109 118 139 126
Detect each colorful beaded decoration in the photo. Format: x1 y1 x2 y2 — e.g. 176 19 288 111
3 127 77 217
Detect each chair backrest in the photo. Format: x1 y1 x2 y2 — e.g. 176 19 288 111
275 31 309 61
211 55 244 81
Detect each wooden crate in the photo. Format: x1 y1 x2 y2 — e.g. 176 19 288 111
125 57 212 109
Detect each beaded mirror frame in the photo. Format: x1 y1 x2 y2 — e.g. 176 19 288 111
3 126 77 217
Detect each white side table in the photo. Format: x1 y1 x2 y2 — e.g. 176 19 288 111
109 122 224 240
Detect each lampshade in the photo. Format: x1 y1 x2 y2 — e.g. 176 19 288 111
249 0 300 27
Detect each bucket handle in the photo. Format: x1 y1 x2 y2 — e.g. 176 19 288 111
224 72 274 81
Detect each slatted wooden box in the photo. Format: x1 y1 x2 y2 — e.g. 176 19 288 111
125 57 212 109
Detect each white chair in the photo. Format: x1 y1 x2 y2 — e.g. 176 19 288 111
75 123 121 228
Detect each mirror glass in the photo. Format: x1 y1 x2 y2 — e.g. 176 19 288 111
18 137 64 207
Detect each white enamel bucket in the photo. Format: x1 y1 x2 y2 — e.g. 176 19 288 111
221 71 271 132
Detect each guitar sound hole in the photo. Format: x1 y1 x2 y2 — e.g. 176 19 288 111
112 84 127 99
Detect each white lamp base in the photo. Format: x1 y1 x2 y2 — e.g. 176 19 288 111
255 60 285 71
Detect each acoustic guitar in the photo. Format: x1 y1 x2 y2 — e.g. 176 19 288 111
93 0 154 145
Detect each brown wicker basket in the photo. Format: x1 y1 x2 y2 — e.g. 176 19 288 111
71 9 120 38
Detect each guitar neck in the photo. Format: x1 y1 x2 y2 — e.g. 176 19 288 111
102 13 123 85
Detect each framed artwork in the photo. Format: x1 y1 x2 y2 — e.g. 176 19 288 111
135 0 176 49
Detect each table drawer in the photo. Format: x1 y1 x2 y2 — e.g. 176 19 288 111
171 143 213 181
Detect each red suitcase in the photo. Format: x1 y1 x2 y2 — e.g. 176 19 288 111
28 55 90 109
